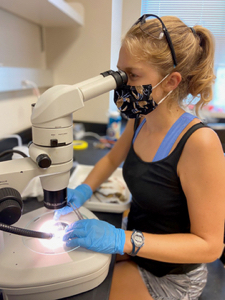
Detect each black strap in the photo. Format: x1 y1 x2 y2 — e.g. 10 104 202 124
168 122 208 168
175 122 207 152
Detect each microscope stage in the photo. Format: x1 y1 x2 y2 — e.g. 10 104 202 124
0 206 111 300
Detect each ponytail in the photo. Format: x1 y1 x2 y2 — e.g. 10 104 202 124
188 25 216 114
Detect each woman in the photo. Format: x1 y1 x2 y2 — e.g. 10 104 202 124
60 15 225 300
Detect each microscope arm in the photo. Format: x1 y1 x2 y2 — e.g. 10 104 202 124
31 71 125 127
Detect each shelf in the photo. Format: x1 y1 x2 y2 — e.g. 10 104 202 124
0 67 54 92
0 0 84 27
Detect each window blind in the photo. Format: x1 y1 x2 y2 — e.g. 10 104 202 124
141 0 225 38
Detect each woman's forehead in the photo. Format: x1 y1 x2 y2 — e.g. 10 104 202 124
117 46 141 69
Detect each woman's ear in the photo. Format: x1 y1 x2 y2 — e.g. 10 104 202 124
163 72 182 91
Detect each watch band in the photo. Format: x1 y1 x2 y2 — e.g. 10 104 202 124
129 230 145 256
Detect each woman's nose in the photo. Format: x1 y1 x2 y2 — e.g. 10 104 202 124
127 78 132 86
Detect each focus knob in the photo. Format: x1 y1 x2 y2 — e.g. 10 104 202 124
0 188 23 225
36 154 51 168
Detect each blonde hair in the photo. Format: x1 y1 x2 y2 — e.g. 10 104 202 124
122 16 216 114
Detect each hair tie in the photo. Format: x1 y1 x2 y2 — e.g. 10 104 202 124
190 27 197 36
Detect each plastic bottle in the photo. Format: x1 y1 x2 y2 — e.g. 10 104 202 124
106 111 122 141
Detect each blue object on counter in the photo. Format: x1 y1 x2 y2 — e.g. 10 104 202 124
107 111 122 141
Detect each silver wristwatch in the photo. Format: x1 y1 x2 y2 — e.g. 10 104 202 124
129 230 145 256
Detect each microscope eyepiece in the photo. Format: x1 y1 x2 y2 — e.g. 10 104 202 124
100 70 128 88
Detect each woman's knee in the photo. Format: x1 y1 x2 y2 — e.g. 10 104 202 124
109 260 154 300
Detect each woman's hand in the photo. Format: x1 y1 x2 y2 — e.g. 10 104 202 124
63 219 126 254
54 184 92 220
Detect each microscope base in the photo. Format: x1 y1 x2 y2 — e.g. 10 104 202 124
0 207 111 300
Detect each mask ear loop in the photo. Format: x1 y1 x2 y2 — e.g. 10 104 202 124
152 73 173 105
152 73 170 90
157 90 173 105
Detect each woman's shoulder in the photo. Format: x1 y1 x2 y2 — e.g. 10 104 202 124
177 121 225 177
187 122 221 147
181 121 224 161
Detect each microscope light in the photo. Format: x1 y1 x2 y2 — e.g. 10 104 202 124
39 220 67 250
22 210 79 255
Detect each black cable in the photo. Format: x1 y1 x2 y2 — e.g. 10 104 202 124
0 150 28 159
0 223 53 239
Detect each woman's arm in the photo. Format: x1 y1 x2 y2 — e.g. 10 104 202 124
124 127 225 263
83 118 135 192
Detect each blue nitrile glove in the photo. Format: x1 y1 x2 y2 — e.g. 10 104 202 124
54 184 92 220
63 219 126 255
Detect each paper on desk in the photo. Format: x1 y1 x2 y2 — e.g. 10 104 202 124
94 177 127 204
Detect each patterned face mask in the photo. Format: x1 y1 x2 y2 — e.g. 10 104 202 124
114 74 171 119
114 84 156 118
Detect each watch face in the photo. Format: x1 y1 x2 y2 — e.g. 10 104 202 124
133 231 144 247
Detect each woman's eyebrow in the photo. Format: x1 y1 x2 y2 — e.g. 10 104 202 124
117 66 141 72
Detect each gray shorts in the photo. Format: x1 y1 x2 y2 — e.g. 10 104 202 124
139 263 208 300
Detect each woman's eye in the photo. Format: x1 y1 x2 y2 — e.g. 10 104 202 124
129 73 138 79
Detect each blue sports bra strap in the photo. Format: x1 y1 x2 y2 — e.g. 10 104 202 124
132 118 146 144
153 112 197 162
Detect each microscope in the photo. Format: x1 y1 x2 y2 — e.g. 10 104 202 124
0 70 127 300
0 70 127 226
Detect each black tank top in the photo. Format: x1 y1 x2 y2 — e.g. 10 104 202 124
123 122 206 277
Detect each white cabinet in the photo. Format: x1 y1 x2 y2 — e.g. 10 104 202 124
0 67 54 92
0 0 84 27
0 0 84 92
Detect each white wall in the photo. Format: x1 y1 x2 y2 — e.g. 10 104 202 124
45 0 113 124
0 9 45 68
0 9 47 138
109 0 141 111
122 0 141 37
0 0 141 138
